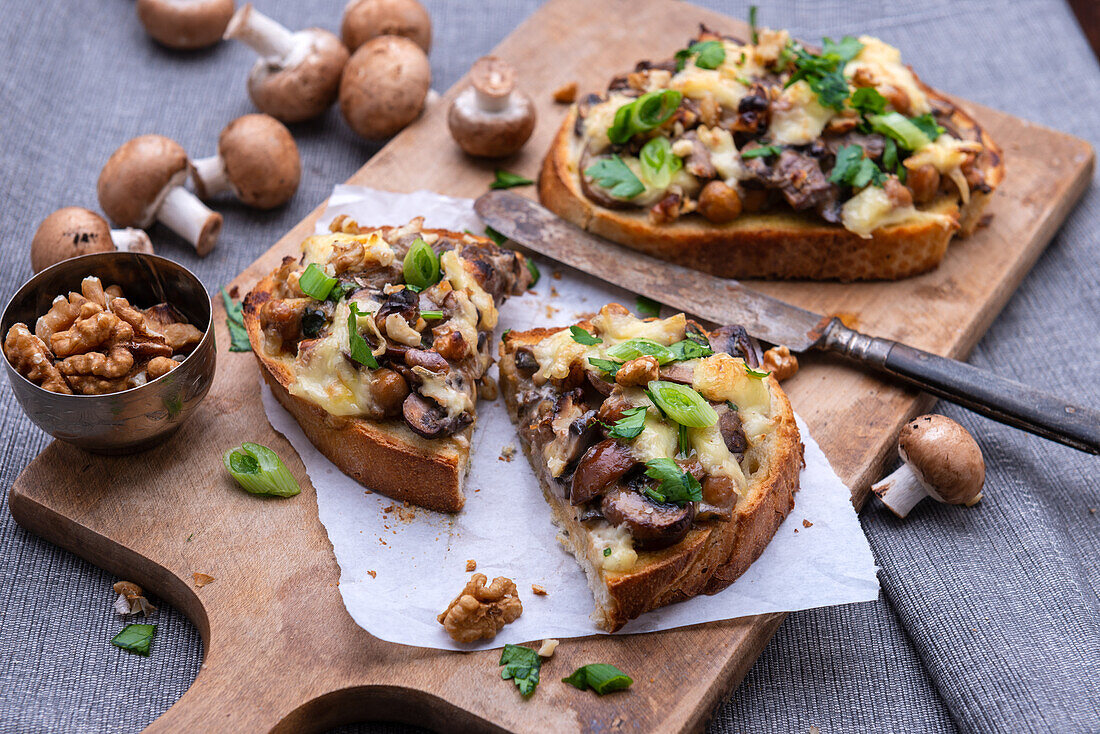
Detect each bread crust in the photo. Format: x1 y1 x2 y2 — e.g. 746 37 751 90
539 86 1003 281
499 325 803 631
244 275 469 514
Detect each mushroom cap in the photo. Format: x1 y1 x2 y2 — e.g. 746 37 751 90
30 207 116 273
97 135 189 228
247 29 349 123
447 56 536 158
136 0 235 50
341 0 431 53
898 414 985 505
339 35 431 140
216 114 301 208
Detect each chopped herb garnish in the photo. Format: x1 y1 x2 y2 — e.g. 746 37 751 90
402 238 441 290
607 89 682 144
569 325 602 345
868 112 931 152
221 288 251 352
849 86 886 116
603 547 612 557
186 533 193 542
405 284 423 293
748 5 759 44
643 457 703 505
745 364 771 379
740 144 784 159
298 263 337 301
484 226 507 246
786 36 863 110
635 295 661 318
668 338 713 361
327 282 348 303
605 337 675 365
584 155 645 199
563 663 634 695
726 400 738 411
223 442 301 497
588 357 622 377
607 406 647 440
882 137 899 174
500 644 541 696
677 423 690 457
676 40 726 71
645 380 718 428
908 113 945 142
112 624 156 657
420 310 444 320
490 169 534 189
829 144 885 188
526 257 540 287
347 302 380 368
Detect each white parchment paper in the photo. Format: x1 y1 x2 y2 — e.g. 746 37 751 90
259 185 880 650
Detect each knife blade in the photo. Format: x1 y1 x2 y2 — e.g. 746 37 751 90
475 190 1100 454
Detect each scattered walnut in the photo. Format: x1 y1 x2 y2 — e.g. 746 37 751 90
4 324 71 394
802 519 813 528
615 355 660 387
437 573 523 643
552 82 577 103
531 584 548 596
192 573 215 588
112 580 157 616
50 311 116 357
146 356 179 380
537 639 559 657
761 345 799 382
465 559 477 572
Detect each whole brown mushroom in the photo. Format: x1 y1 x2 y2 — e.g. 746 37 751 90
339 35 431 140
97 135 222 256
190 114 301 209
341 0 431 53
137 0 235 50
30 207 154 273
872 414 986 518
448 56 535 158
223 3 349 123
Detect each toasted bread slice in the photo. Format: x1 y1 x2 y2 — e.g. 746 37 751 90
244 219 530 513
499 306 803 630
540 33 1004 281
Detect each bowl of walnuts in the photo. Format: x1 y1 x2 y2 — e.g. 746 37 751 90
1 252 216 453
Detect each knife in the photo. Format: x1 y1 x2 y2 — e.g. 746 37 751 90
476 190 1100 455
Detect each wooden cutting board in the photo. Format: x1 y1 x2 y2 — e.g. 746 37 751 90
8 0 1093 731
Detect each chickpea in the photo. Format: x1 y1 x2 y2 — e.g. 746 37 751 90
370 368 409 416
884 177 914 208
907 164 940 204
697 180 743 223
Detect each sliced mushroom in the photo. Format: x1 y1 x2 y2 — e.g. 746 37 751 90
708 324 763 367
30 207 153 273
448 56 535 158
190 114 300 209
402 392 470 439
513 346 538 375
657 361 694 385
97 135 222 256
224 3 349 123
340 35 431 140
570 439 636 506
137 0 234 49
404 348 447 373
341 0 431 53
600 486 694 550
374 287 419 329
716 405 748 457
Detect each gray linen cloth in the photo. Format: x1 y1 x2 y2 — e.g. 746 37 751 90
0 1 1096 732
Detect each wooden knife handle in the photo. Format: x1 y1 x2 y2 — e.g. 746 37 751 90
822 319 1100 454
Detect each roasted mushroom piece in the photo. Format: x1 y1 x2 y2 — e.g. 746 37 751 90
570 439 636 506
402 392 470 439
600 485 694 550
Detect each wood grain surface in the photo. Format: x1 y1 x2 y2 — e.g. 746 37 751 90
7 0 1094 731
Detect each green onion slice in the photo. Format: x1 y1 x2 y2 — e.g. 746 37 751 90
562 663 634 695
223 442 302 497
347 303 380 369
645 380 718 427
112 623 156 656
639 136 683 190
298 263 337 301
402 238 441 290
607 90 683 144
420 310 444 320
605 338 675 365
868 112 931 151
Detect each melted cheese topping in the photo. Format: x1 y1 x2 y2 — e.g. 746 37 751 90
288 301 380 417
841 185 956 238
696 125 749 182
590 523 637 572
767 80 833 146
689 422 748 490
904 134 984 205
630 411 679 464
591 309 686 344
669 63 748 111
441 249 498 330
532 328 590 383
691 353 771 413
301 231 393 269
414 366 472 419
844 36 931 116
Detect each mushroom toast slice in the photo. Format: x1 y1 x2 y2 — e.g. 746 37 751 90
499 304 803 631
539 22 1004 281
243 217 531 512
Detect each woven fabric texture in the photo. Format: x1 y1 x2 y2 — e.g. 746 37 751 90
1 1 1097 732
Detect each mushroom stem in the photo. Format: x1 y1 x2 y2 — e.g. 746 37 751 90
156 187 222 256
474 86 510 113
190 155 230 198
224 3 298 62
871 464 929 518
111 228 154 254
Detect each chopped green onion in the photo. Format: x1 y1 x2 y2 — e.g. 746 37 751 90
606 338 675 365
112 624 156 657
606 406 647 440
635 295 661 318
645 381 718 427
638 136 683 190
500 644 541 696
562 663 634 695
748 5 759 44
643 458 703 505
420 310 444 320
223 442 301 497
741 144 784 159
603 547 612 557
490 169 534 189
526 257 540 287
402 238 441 290
569 325 602 345
908 113 945 142
298 263 337 301
868 112 931 152
484 226 507 246
607 90 682 144
347 303 379 369
678 423 690 456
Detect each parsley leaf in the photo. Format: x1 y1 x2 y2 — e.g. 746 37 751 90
829 144 885 188
584 155 645 199
563 663 634 695
850 86 886 116
490 169 534 189
643 458 703 505
483 226 507 246
347 303 380 368
675 40 726 71
909 113 945 141
607 406 647 440
500 644 541 696
112 624 156 657
220 288 251 352
882 137 899 173
526 257 540 287
787 37 863 111
668 338 713 361
588 357 622 377
635 295 660 318
740 144 784 159
821 36 864 64
569 325 602 345
745 364 771 379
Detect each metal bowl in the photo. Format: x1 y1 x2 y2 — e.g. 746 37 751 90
1 252 216 454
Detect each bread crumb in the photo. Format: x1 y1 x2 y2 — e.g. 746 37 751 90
531 584 548 596
367 570 377 579
552 271 562 280
228 285 240 298
499 444 516 462
550 286 560 297
364 489 372 494
552 82 577 103
802 519 813 528
396 503 416 522
537 638 559 657
545 304 559 318
192 573 215 588
466 559 477 572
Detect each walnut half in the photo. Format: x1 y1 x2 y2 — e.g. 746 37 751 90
761 345 799 382
437 573 523 643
